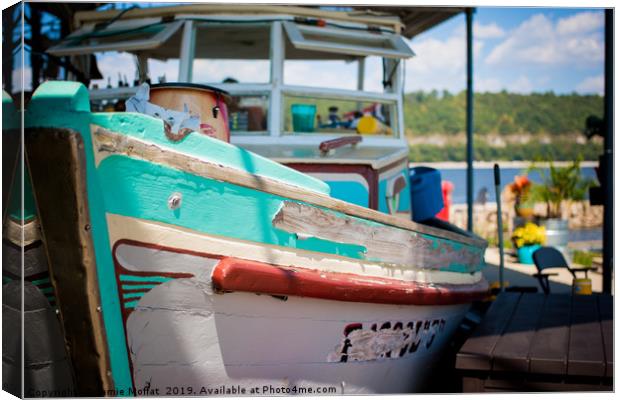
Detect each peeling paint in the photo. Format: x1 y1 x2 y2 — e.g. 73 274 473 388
327 319 445 363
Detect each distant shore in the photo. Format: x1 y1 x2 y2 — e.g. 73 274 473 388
409 160 599 169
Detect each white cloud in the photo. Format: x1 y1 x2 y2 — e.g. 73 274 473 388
557 12 604 36
193 59 269 83
476 77 502 92
404 34 483 92
91 52 137 88
576 74 604 94
475 22 505 39
485 11 604 67
507 75 534 94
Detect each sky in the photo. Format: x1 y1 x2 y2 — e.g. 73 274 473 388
11 5 606 95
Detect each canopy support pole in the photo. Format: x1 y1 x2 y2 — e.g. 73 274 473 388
602 9 613 294
466 8 475 232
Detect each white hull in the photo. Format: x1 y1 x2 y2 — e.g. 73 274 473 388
128 282 469 395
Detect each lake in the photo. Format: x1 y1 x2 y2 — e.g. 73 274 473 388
430 164 599 205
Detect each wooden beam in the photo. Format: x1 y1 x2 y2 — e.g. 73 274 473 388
74 5 403 32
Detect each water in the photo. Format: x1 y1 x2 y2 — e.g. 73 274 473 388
437 166 598 205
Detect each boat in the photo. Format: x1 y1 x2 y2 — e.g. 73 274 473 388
19 4 488 396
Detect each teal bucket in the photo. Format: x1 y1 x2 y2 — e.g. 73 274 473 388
291 104 316 132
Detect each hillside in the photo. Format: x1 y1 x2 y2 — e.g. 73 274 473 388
404 91 604 162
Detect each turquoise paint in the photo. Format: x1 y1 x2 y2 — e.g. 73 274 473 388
323 181 369 208
39 287 54 294
121 284 156 290
378 168 411 214
119 274 171 283
31 277 50 286
90 113 330 196
123 300 139 309
26 82 132 393
97 155 366 259
122 292 145 300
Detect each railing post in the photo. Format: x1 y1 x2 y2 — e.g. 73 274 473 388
466 8 475 232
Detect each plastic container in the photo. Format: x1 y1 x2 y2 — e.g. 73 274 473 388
409 167 444 222
291 104 316 132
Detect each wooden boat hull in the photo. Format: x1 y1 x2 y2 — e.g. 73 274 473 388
23 82 488 395
113 237 472 394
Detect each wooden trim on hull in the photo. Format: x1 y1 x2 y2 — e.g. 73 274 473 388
212 257 489 306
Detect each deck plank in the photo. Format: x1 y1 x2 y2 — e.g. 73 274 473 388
492 293 546 372
528 294 572 375
455 292 521 371
567 295 606 377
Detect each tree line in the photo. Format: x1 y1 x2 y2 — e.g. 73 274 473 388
404 90 604 161
404 90 603 136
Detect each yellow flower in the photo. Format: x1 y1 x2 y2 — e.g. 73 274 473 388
511 223 546 248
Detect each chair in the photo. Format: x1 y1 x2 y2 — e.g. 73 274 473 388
532 246 596 294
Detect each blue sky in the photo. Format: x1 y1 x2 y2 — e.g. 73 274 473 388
12 5 606 95
406 7 605 94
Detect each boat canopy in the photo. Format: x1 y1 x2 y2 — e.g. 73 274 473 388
47 17 413 61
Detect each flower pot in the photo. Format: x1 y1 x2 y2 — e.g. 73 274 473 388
516 206 534 218
517 244 541 265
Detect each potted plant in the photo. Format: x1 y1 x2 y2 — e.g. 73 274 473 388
528 157 593 256
507 175 534 218
511 222 546 264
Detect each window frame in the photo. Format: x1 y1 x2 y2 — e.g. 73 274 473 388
46 18 184 56
282 21 414 59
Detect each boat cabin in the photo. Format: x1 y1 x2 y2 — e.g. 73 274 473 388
47 5 416 217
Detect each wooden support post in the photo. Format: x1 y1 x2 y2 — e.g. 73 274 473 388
178 20 195 82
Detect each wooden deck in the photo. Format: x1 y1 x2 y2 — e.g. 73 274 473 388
455 292 613 392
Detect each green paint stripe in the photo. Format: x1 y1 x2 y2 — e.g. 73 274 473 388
3 276 12 284
122 292 145 300
39 287 54 294
124 300 139 309
119 274 171 283
121 284 157 290
31 277 51 285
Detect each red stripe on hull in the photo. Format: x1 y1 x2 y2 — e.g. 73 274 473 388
212 257 489 306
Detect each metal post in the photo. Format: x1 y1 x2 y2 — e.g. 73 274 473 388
466 8 475 232
494 164 505 292
602 9 613 294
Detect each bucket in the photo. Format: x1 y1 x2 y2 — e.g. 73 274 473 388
409 167 444 222
543 218 569 258
573 278 592 295
291 104 316 132
149 83 231 142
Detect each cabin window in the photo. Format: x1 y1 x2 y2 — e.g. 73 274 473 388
227 93 269 135
191 23 271 84
282 94 398 137
46 18 184 56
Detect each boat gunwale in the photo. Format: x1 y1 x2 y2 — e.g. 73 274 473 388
92 123 488 249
